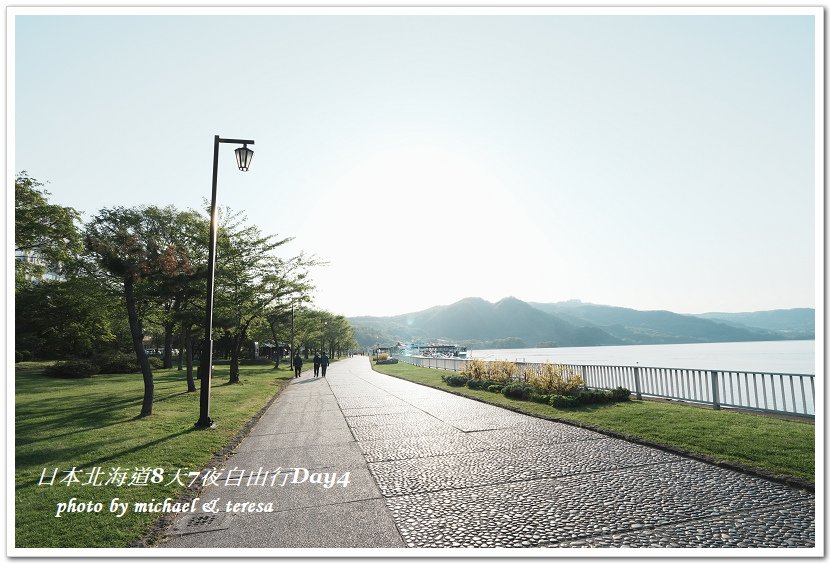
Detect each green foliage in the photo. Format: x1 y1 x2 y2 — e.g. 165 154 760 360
550 394 578 408
466 378 499 390
444 374 469 387
15 350 32 363
458 360 631 409
16 276 125 360
212 207 316 382
502 382 533 400
14 172 83 281
612 386 632 401
147 356 164 370
548 388 631 407
43 360 99 378
94 351 139 374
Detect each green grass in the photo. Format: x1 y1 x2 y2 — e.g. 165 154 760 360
15 361 294 548
372 361 815 483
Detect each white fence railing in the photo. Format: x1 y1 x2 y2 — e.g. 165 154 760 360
392 355 815 417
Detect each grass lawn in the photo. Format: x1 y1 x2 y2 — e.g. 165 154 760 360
14 361 294 548
371 361 815 483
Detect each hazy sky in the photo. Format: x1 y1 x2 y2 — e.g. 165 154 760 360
12 8 820 317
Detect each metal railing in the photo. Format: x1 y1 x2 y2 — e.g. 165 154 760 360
392 355 815 417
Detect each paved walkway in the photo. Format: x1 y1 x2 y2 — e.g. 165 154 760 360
160 356 815 550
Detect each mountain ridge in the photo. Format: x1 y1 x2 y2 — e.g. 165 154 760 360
348 297 814 349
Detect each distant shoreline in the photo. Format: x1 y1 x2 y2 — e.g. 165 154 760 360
469 340 816 376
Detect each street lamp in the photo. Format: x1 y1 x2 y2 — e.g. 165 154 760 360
196 135 255 429
321 319 327 355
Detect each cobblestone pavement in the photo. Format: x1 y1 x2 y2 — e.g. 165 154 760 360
160 357 815 551
331 357 815 549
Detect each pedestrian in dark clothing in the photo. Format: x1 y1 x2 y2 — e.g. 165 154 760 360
313 352 321 378
320 352 329 377
293 352 303 378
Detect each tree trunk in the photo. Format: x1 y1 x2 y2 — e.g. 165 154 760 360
185 326 196 392
269 321 280 369
177 329 184 371
163 321 174 368
124 276 154 417
229 348 240 383
229 333 242 384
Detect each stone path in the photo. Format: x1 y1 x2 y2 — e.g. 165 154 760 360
160 356 815 550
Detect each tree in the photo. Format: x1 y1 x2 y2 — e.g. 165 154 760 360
15 275 128 360
212 208 315 383
325 315 357 357
141 207 208 371
292 309 317 359
14 172 82 287
85 206 194 417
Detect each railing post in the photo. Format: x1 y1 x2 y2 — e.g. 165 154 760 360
710 370 721 410
634 366 642 400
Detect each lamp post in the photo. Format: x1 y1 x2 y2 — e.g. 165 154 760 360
195 135 255 429
321 320 327 355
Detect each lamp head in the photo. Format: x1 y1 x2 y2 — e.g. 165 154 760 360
235 144 254 171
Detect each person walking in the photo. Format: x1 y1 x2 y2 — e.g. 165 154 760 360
320 352 329 378
292 352 303 378
313 352 321 378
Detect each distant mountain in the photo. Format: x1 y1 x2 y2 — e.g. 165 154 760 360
528 300 799 345
348 297 814 349
397 296 620 347
694 309 815 340
350 297 620 349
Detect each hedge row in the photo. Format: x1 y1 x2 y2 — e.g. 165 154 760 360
43 352 164 379
442 373 631 408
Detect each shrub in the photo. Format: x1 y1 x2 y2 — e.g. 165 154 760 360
489 361 519 384
612 386 631 401
15 350 33 363
526 362 585 394
445 374 469 387
502 382 533 401
487 384 503 393
550 394 578 408
148 357 164 369
44 360 99 379
461 358 488 380
530 393 551 404
95 351 139 374
466 378 499 390
375 353 389 362
582 390 609 405
575 389 620 406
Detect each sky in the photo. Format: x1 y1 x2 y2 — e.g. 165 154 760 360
11 7 820 318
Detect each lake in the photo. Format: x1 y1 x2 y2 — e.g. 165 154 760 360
470 340 817 375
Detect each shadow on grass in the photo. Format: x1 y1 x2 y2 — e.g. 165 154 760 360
17 426 198 487
17 390 197 447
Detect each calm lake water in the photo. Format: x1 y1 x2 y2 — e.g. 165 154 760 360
471 340 817 375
